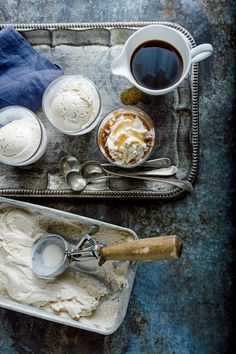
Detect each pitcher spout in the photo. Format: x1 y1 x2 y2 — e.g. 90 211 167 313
111 52 129 78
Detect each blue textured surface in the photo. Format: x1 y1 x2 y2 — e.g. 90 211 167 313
0 27 63 111
0 1 235 353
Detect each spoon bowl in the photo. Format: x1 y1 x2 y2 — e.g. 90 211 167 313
32 234 70 279
60 155 82 176
81 160 105 179
65 170 118 192
66 170 88 191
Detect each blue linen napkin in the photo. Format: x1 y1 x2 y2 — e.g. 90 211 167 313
0 26 63 111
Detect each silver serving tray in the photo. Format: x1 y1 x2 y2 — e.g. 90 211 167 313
0 22 199 199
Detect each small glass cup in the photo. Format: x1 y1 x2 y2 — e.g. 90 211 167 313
97 107 155 168
42 75 101 136
0 106 47 166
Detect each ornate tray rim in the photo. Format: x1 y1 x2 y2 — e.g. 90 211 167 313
0 21 199 199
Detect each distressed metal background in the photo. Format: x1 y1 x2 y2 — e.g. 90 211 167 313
0 1 235 353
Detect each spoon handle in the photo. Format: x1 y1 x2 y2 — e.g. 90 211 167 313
100 235 182 263
101 157 171 169
114 166 177 177
141 157 171 168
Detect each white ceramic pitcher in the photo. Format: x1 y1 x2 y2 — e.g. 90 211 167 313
111 25 213 95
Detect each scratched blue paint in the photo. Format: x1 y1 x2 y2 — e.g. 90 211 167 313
0 0 235 353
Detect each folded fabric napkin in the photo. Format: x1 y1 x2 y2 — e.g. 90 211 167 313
0 27 63 111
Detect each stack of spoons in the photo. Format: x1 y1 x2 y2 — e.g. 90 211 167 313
59 155 193 192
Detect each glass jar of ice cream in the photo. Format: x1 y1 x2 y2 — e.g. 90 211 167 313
97 107 155 168
42 75 101 135
0 106 47 166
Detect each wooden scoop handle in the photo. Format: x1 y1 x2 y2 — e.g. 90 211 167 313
100 235 182 263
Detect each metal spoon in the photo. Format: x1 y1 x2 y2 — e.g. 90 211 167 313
59 155 172 176
81 160 177 178
102 169 193 192
65 170 119 192
137 166 177 176
81 160 106 179
60 155 82 176
104 165 177 177
102 157 172 169
60 157 176 182
65 169 192 192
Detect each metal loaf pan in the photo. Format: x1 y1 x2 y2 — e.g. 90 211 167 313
0 197 137 334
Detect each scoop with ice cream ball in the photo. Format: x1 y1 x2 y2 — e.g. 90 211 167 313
42 75 101 135
32 225 182 279
0 106 47 166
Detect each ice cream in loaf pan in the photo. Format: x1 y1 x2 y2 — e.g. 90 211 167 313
0 206 134 327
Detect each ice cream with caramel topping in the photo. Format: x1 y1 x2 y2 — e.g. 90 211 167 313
98 108 155 166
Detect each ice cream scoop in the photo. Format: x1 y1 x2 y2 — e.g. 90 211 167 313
32 225 182 279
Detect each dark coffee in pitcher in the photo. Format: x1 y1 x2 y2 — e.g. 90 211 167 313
130 40 183 90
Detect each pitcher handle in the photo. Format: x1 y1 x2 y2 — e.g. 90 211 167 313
190 44 213 63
